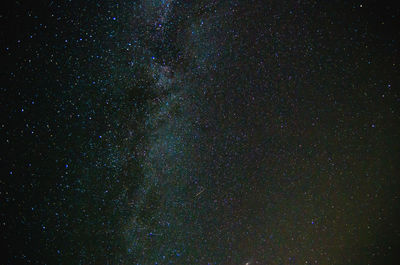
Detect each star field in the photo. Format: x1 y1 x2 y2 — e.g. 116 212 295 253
1 0 399 264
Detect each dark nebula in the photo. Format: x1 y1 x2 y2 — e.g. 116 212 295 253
1 0 399 264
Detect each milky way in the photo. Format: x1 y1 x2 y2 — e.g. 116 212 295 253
2 1 399 264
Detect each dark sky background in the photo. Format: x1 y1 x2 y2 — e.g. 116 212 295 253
1 0 399 264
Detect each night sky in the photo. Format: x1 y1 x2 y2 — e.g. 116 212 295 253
1 0 399 264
